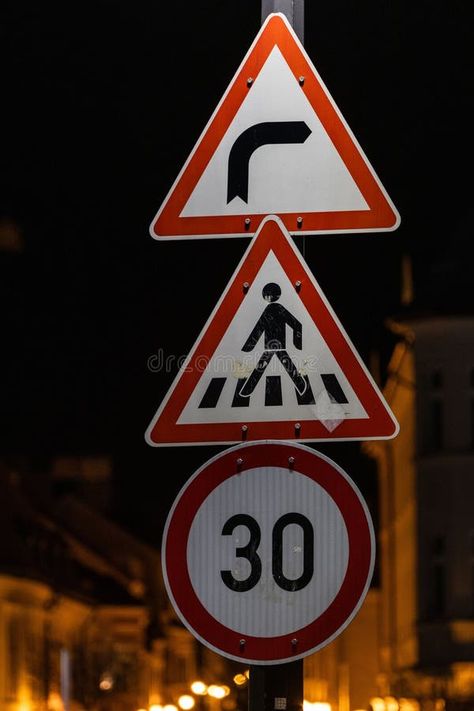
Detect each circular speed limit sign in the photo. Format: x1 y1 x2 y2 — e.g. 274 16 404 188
162 441 375 664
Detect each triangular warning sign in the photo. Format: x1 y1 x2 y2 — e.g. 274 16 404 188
150 13 400 240
146 215 399 446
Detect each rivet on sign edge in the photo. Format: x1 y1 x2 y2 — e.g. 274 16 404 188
294 280 302 292
294 423 301 437
298 76 305 85
297 216 303 228
240 639 246 648
288 456 295 470
247 77 254 87
241 425 248 440
236 457 243 472
243 282 250 293
291 638 298 647
244 217 251 230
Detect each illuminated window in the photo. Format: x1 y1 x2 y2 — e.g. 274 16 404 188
25 631 43 700
60 648 72 708
6 616 20 700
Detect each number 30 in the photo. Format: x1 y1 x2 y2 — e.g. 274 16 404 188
220 513 314 592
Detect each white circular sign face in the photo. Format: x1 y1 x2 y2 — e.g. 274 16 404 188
162 441 375 664
187 466 348 637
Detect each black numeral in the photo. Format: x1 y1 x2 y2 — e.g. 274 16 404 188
272 512 314 591
221 513 314 592
221 514 262 592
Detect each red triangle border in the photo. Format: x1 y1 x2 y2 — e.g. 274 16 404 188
150 13 400 240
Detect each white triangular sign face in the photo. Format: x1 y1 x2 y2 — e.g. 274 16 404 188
182 47 368 218
177 249 367 429
150 13 400 239
146 216 399 445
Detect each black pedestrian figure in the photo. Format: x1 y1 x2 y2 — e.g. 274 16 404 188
239 282 307 397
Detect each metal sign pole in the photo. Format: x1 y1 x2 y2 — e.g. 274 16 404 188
261 1 305 267
249 661 304 711
261 0 304 42
248 7 305 708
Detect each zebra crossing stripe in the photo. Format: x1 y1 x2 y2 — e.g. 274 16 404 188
321 373 349 404
198 378 227 408
265 375 283 406
198 373 347 410
295 375 316 406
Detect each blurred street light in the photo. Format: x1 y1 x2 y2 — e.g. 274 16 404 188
233 674 247 687
370 699 386 711
179 695 196 710
99 672 114 691
191 681 208 696
207 686 229 700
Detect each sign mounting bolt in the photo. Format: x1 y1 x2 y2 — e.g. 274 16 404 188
243 281 250 293
288 456 295 470
241 425 248 440
297 216 303 228
294 423 301 437
236 457 243 472
247 77 254 87
240 638 246 648
244 217 251 230
291 638 298 647
298 76 305 86
295 280 302 292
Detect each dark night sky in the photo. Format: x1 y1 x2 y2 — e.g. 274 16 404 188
2 1 473 544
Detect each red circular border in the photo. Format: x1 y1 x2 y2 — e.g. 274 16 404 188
163 442 374 663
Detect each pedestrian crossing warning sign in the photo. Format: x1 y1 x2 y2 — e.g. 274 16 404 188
145 216 399 446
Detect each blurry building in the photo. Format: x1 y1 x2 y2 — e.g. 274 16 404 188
0 460 207 711
304 589 381 711
363 313 474 711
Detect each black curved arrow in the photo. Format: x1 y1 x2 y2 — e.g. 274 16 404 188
227 121 311 203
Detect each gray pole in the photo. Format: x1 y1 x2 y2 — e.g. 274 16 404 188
247 5 306 710
261 0 304 43
249 661 303 711
262 0 306 269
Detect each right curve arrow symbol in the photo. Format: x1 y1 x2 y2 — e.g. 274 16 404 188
227 121 311 204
